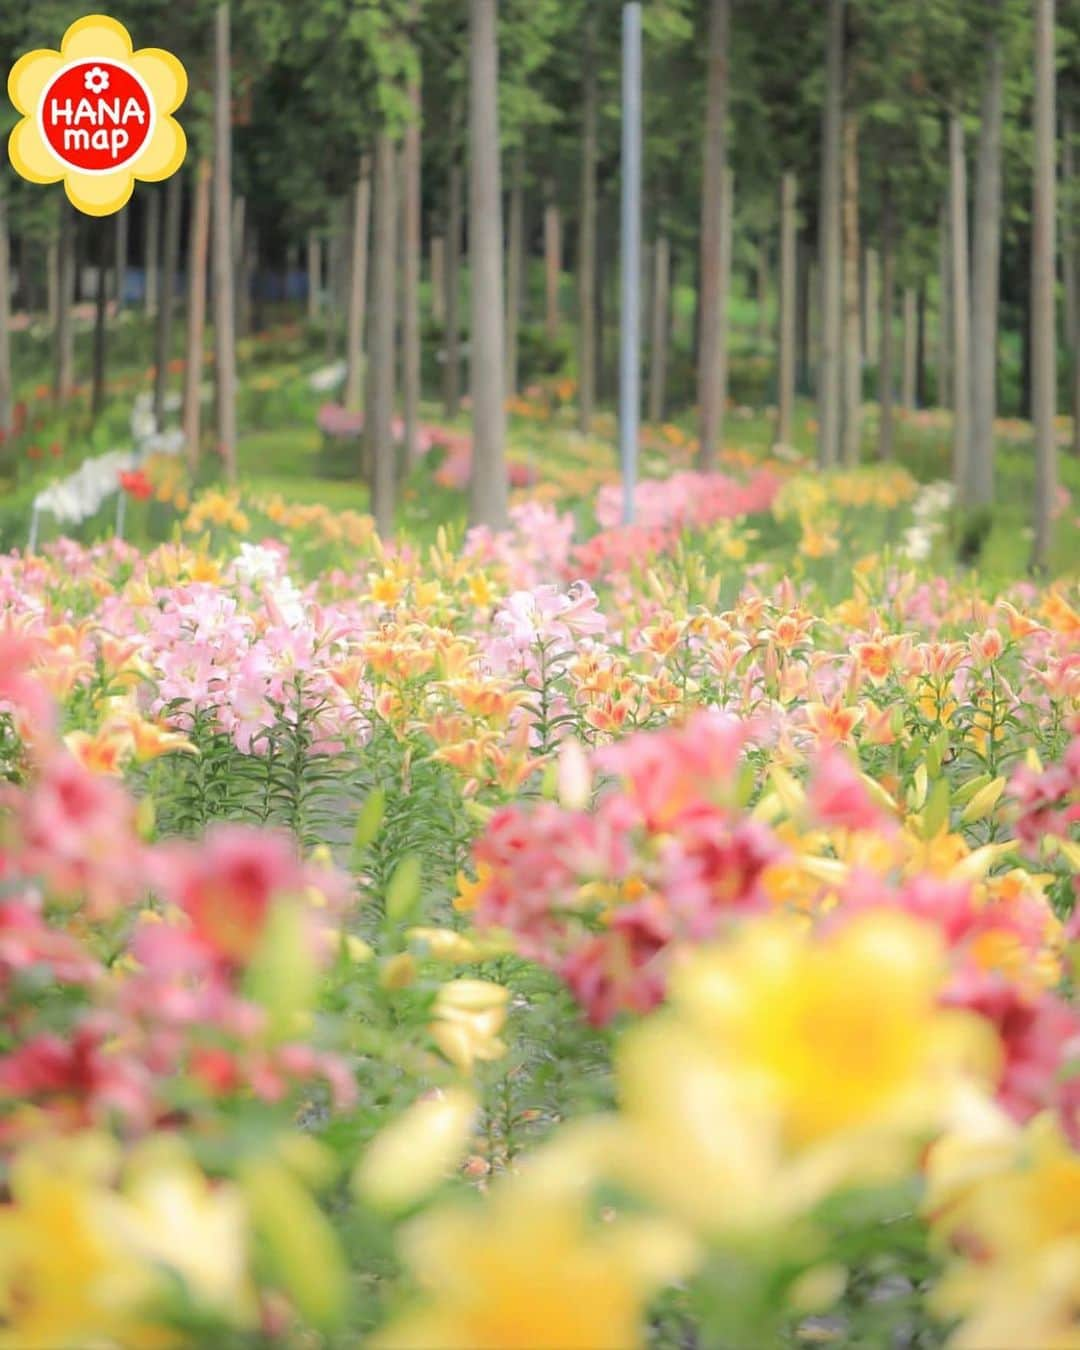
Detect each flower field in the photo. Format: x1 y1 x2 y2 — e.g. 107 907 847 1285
0 423 1078 1348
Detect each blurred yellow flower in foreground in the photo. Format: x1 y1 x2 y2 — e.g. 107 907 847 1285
0 1132 254 1349
610 912 999 1236
373 1134 695 1350
0 1133 147 1349
926 1111 1080 1350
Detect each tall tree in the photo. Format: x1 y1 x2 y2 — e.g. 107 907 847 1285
578 13 599 436
841 109 861 465
443 148 463 417
430 233 445 323
344 158 371 413
114 208 128 310
968 7 1005 506
544 184 561 340
877 182 896 459
1065 107 1080 459
1031 0 1056 568
153 173 183 429
936 201 951 409
901 285 917 412
468 0 509 527
143 189 160 317
863 246 879 366
506 147 525 399
648 232 671 425
184 158 212 469
698 0 731 469
777 171 797 448
91 221 108 422
818 0 844 467
213 2 238 481
367 132 397 538
949 114 971 493
54 199 74 401
401 14 422 464
306 230 321 321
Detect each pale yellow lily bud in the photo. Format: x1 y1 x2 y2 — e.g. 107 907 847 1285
353 1087 478 1213
959 777 1006 825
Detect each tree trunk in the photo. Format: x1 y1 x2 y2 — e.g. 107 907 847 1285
46 237 58 329
648 233 671 424
0 191 11 438
916 283 928 407
231 195 246 340
777 171 797 447
506 146 525 399
718 165 734 431
153 172 182 429
901 286 917 413
91 222 108 421
936 199 951 409
796 239 811 393
402 51 422 463
809 257 821 383
55 201 75 401
1064 109 1079 457
184 157 212 469
114 207 128 308
841 110 861 466
367 132 398 537
1031 0 1056 568
443 153 463 417
213 1 237 480
969 14 1004 506
144 189 159 317
324 200 344 358
949 114 972 494
306 230 321 321
578 25 599 436
595 203 610 402
240 223 256 339
430 234 445 324
755 239 769 345
698 0 731 468
344 156 371 413
818 0 844 467
544 191 561 341
877 182 896 459
863 245 879 366
468 0 509 527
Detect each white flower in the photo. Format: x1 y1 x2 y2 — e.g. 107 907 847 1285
266 578 306 628
308 361 346 392
84 66 109 94
901 525 934 561
34 449 135 524
232 543 283 585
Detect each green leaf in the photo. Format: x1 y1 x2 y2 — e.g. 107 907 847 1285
240 1158 347 1330
353 787 386 854
923 776 951 839
385 854 422 923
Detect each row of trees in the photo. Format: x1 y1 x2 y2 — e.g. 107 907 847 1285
1 0 1077 560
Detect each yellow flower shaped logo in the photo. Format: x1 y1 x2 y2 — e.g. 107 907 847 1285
8 14 186 216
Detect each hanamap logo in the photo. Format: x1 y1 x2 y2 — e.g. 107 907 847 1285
8 14 186 216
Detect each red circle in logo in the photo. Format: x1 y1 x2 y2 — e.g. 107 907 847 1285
39 60 152 173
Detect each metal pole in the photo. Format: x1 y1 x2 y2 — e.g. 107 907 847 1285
619 2 642 525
